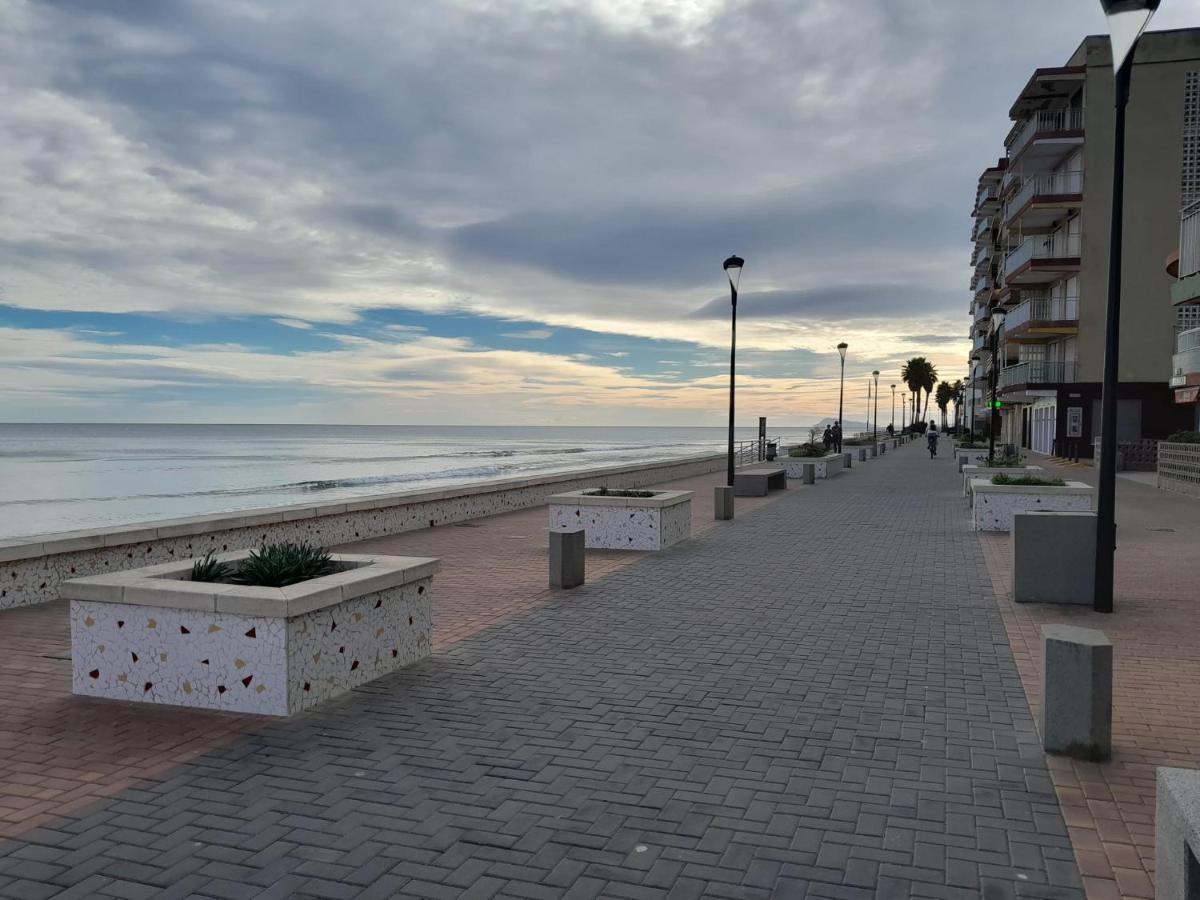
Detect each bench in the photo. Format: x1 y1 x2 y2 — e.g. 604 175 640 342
733 466 787 497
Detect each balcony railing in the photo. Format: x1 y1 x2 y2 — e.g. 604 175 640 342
974 216 995 241
1176 326 1200 354
1181 200 1200 280
975 185 1000 211
1008 171 1084 217
1003 234 1082 276
974 245 992 269
1008 107 1085 160
1006 296 1080 331
973 274 993 296
999 360 1078 389
1172 347 1200 382
973 302 990 325
972 333 987 354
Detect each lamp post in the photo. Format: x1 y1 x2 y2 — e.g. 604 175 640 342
901 386 907 433
988 310 1007 463
866 380 871 441
836 343 848 452
968 357 980 443
872 371 880 443
890 384 896 435
1095 0 1159 615
723 255 744 488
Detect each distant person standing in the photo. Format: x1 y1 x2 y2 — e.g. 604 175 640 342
927 426 939 459
832 421 843 453
822 425 833 451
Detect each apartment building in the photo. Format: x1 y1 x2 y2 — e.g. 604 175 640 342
968 30 1199 455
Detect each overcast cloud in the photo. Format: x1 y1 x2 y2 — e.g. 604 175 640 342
2 0 1199 423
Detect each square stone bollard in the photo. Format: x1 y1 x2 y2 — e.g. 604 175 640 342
869 444 878 458
1012 512 1096 605
714 485 734 521
842 452 852 469
1041 625 1112 760
1155 767 1200 900
879 443 886 455
858 448 867 462
801 463 815 485
549 529 585 590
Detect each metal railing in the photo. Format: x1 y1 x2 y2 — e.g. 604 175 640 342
1003 234 1081 275
973 244 992 269
1172 347 1200 383
1006 296 1080 330
1008 171 1084 216
972 333 987 353
732 436 788 467
974 216 995 240
973 274 993 295
1180 200 1200 279
975 184 999 210
1008 107 1085 159
998 360 1078 389
1175 326 1200 354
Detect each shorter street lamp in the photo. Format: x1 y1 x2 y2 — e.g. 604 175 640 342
987 309 1006 463
872 371 880 443
723 255 744 487
866 379 872 440
837 342 848 452
890 384 896 434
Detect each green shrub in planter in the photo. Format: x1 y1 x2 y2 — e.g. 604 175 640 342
1166 430 1200 443
190 550 232 584
788 443 828 458
231 542 337 588
991 474 1065 487
983 456 1025 468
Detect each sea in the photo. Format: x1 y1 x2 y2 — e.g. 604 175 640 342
0 423 822 540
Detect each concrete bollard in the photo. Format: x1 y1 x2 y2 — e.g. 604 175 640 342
869 444 878 458
1155 768 1200 900
957 454 968 472
714 485 734 521
1012 512 1096 605
879 443 886 455
842 452 852 469
858 448 867 462
1041 625 1112 760
549 529 585 590
801 463 815 485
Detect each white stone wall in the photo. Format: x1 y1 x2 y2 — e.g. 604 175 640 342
549 501 691 550
973 490 1095 532
2 454 726 611
70 578 432 715
778 455 842 480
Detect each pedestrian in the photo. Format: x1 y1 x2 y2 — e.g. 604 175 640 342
927 425 939 459
832 421 842 453
822 425 833 452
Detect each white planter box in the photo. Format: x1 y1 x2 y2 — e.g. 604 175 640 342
63 552 437 716
779 453 843 480
972 481 1094 532
953 446 992 471
962 465 1043 496
548 490 692 550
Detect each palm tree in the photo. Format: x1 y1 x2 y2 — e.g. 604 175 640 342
951 379 965 434
901 357 939 426
935 382 954 430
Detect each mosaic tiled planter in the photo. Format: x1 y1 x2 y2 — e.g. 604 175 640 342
63 552 437 716
962 465 1043 497
971 482 1094 532
548 490 692 550
952 447 991 471
779 454 843 480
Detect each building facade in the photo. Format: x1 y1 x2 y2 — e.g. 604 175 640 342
968 31 1199 456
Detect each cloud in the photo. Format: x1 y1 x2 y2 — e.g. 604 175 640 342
500 328 554 340
272 318 314 330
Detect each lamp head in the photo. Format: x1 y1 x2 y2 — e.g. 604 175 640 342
837 342 848 361
722 254 744 292
1100 0 1160 72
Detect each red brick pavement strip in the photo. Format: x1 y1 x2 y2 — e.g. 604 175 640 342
979 456 1200 900
0 466 791 840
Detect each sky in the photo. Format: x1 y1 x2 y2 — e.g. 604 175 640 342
2 0 1199 426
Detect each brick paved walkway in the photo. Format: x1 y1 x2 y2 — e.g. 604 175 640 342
979 457 1200 900
0 447 1084 898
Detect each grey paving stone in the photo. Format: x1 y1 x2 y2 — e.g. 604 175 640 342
0 450 1083 898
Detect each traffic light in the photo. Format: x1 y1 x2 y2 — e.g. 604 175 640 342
991 400 1003 409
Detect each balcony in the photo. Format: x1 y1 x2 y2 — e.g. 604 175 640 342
973 274 993 298
1005 171 1084 229
972 333 988 355
974 185 1001 216
974 216 995 242
1173 201 1200 306
1171 327 1200 387
973 301 990 327
998 361 1078 392
1005 296 1080 341
1002 235 1081 284
1008 107 1085 164
973 244 992 270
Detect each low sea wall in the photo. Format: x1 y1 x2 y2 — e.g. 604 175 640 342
0 452 727 611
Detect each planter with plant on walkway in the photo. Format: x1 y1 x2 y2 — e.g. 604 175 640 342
549 487 692 550
962 459 1042 497
64 543 438 716
971 475 1094 532
952 443 993 471
779 444 843 480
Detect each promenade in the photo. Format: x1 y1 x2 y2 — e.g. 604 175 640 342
0 445 1089 898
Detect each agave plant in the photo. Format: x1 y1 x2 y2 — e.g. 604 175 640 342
232 542 337 588
190 550 232 583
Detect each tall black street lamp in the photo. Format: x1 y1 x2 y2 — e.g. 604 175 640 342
723 255 744 488
890 384 896 434
872 371 880 442
836 342 848 452
901 385 907 433
968 357 980 443
1095 0 1159 615
988 310 1007 463
866 379 872 441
